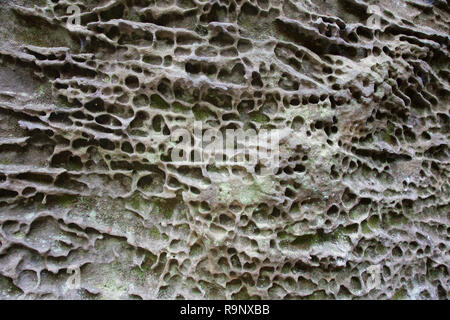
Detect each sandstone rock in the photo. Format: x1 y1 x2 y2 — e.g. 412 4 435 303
0 0 448 299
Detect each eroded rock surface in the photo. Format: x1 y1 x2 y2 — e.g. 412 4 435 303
0 0 448 299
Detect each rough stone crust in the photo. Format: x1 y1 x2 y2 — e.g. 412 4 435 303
0 0 448 299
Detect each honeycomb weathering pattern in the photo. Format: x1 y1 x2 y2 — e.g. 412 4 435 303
0 0 448 300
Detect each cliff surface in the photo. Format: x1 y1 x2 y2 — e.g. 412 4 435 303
0 0 448 299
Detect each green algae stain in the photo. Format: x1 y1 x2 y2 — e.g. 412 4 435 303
193 105 209 120
150 94 169 110
292 228 349 250
217 176 276 206
249 112 270 124
148 226 161 240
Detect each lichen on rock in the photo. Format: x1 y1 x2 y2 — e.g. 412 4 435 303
0 0 448 299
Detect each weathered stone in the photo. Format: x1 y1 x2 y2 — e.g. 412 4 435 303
0 0 448 300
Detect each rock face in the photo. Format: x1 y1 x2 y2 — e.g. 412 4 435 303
0 0 448 300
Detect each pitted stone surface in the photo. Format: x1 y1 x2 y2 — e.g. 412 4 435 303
0 0 448 299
